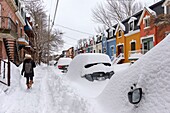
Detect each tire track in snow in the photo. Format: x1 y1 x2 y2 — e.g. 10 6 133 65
38 67 56 113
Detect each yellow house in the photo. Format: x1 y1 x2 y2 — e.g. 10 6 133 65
114 11 142 64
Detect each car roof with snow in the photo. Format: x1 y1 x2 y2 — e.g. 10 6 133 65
74 53 111 66
57 57 72 65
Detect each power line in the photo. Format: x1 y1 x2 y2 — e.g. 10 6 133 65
55 24 94 36
63 35 78 41
64 42 76 46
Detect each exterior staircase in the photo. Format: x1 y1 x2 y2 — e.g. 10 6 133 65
3 38 21 66
112 53 125 64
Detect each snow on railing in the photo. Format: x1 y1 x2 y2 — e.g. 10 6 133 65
128 49 148 60
112 53 124 64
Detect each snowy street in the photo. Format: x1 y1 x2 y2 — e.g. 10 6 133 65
0 65 92 113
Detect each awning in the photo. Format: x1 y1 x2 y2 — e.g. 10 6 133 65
17 38 29 46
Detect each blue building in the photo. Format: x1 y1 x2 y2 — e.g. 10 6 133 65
105 25 117 61
102 34 107 54
107 38 116 61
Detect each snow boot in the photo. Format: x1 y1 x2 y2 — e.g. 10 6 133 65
29 80 33 88
26 84 30 89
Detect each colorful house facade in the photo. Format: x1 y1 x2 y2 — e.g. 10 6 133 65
106 27 117 61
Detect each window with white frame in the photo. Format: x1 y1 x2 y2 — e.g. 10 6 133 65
118 30 122 37
109 30 113 37
144 16 150 28
111 46 114 56
167 5 170 14
129 21 134 31
131 42 136 51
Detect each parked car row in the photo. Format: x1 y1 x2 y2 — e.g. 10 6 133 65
56 53 115 82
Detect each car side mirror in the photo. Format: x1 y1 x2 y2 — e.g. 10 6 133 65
128 88 142 104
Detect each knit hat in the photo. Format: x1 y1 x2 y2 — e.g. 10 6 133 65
25 54 32 59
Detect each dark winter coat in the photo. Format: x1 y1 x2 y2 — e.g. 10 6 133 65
21 59 36 77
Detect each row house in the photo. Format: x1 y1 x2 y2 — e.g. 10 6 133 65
113 11 142 63
108 0 170 64
73 0 170 63
95 34 102 53
106 26 117 61
0 0 35 86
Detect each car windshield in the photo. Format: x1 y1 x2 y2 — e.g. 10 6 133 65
84 62 111 68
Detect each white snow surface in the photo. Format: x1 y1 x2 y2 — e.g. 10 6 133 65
145 7 156 16
57 57 72 66
0 65 92 113
96 34 170 113
118 20 126 31
0 34 170 113
66 53 112 98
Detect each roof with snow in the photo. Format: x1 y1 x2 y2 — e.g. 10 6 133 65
137 7 157 26
114 21 126 35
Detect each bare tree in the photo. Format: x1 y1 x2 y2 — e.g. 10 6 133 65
92 0 143 28
24 0 64 64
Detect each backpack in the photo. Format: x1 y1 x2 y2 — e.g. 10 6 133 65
25 61 32 74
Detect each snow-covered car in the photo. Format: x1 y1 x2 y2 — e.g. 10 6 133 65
57 57 72 73
67 53 114 82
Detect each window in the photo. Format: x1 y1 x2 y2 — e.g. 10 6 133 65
93 50 95 53
20 28 22 37
131 42 136 51
111 46 114 56
99 49 101 53
16 22 18 35
8 14 11 29
118 30 122 37
15 0 18 6
109 30 113 37
142 37 153 53
129 21 134 31
144 18 150 28
167 5 170 14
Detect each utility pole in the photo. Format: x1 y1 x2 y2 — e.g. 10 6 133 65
47 0 60 65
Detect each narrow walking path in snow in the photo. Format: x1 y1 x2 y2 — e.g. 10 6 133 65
0 65 92 113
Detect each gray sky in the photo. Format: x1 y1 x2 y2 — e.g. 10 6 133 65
43 0 158 54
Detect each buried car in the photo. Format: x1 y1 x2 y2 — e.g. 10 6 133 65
57 57 72 73
67 53 114 82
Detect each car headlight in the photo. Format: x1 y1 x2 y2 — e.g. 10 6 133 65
84 74 94 82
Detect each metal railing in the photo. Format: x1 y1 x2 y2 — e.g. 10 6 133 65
128 49 148 60
0 58 10 86
0 16 17 38
112 53 124 64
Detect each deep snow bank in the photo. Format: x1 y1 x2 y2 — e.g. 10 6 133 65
97 34 170 113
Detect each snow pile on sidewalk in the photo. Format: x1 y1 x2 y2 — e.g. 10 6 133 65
0 64 92 113
96 34 170 113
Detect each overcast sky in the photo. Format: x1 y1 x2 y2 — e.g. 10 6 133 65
43 0 159 54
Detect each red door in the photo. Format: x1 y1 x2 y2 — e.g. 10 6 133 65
118 45 123 55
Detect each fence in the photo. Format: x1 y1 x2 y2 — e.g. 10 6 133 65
0 59 10 86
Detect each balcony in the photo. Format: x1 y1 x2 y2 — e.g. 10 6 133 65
128 50 148 60
0 16 17 39
6 0 18 12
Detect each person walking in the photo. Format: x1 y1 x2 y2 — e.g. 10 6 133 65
21 54 36 89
